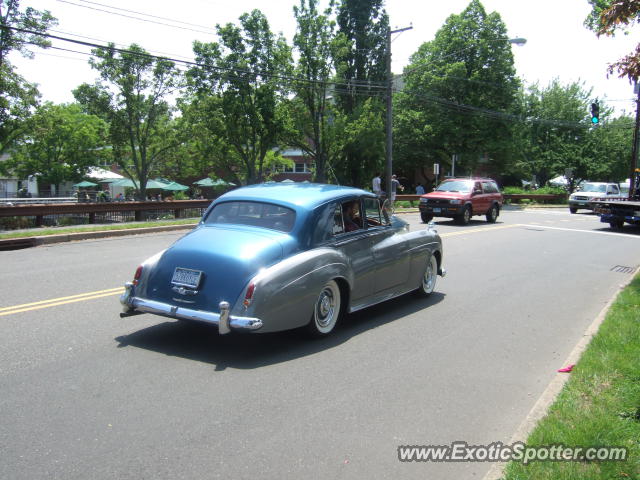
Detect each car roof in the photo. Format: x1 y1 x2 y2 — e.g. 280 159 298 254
215 183 374 211
442 177 495 182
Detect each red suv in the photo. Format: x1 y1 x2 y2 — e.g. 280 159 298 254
419 178 503 225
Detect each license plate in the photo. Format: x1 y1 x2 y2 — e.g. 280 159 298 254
433 208 441 213
171 268 203 288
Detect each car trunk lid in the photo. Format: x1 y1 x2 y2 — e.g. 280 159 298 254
145 225 292 311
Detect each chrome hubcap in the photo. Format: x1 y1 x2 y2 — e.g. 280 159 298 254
422 256 437 293
317 289 335 327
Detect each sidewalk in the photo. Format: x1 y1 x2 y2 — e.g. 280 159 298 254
0 222 197 250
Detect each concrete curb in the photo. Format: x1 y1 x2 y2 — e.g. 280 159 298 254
482 275 635 480
0 223 196 250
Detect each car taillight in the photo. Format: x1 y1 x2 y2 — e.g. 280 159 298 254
133 265 143 286
243 282 255 308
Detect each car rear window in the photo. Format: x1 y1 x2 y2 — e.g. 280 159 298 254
204 201 296 232
436 180 473 193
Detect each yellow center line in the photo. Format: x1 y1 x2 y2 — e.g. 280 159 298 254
0 288 124 316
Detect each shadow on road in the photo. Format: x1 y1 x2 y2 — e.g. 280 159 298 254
114 291 445 370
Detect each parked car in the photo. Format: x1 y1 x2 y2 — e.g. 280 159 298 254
120 183 446 336
568 182 624 213
418 178 503 225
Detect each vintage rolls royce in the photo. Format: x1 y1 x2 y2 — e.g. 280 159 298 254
120 183 445 336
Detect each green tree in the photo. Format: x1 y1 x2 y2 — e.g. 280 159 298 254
0 0 57 154
3 102 108 192
188 10 292 185
288 0 338 183
73 43 183 200
586 0 639 80
511 79 613 191
333 0 388 187
171 94 243 186
395 0 520 180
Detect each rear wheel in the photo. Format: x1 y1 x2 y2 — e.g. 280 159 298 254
486 204 499 223
456 206 471 225
416 254 438 296
569 207 578 214
420 212 434 223
306 280 342 336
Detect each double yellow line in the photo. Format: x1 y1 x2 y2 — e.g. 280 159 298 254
0 287 124 317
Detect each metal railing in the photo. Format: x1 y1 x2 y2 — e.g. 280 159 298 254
0 199 212 231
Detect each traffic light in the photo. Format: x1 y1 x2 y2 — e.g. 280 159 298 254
590 102 600 125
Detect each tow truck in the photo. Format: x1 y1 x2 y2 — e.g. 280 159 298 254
592 169 640 230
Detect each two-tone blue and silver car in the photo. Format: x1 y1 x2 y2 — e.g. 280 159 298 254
120 183 445 336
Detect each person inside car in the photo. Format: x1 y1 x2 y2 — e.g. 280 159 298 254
342 201 361 232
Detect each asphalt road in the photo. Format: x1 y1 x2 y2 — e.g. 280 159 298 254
1 208 639 480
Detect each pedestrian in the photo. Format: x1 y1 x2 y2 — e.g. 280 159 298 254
390 174 404 204
372 172 382 197
415 183 425 195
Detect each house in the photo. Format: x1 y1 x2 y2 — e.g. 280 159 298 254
270 148 313 182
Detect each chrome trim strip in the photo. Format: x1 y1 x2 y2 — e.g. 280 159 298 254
126 296 263 333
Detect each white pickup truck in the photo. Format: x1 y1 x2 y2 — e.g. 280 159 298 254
568 182 625 213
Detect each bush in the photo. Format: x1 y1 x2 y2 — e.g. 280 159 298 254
0 216 34 230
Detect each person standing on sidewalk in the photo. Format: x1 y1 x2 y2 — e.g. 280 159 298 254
372 173 382 197
390 174 404 204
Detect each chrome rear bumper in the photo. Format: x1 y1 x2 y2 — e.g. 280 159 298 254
120 282 263 334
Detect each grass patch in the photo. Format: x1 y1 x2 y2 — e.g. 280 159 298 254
503 274 640 480
0 218 198 240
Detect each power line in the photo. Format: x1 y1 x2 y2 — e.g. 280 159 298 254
7 27 632 129
68 0 217 32
7 25 389 92
55 0 217 36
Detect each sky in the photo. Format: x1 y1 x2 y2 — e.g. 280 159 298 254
9 0 640 115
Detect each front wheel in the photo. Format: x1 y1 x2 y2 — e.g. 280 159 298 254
416 254 438 297
456 206 472 225
306 280 342 336
569 207 578 214
420 211 434 223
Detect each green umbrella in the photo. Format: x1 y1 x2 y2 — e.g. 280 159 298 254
111 178 169 189
162 181 189 191
194 177 236 187
145 179 170 189
73 180 98 188
111 178 138 188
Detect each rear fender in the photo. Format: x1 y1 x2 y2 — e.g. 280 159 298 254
233 248 351 333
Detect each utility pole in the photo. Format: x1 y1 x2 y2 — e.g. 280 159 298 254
385 25 412 199
630 83 640 199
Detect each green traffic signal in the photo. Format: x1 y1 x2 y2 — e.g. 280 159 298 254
590 102 600 125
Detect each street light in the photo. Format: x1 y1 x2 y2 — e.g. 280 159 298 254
385 36 527 196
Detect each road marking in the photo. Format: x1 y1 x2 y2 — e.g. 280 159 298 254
440 224 520 237
0 287 124 317
3 221 633 317
518 224 640 238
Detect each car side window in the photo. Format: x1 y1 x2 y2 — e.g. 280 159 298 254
482 181 498 194
363 197 388 227
608 185 619 194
